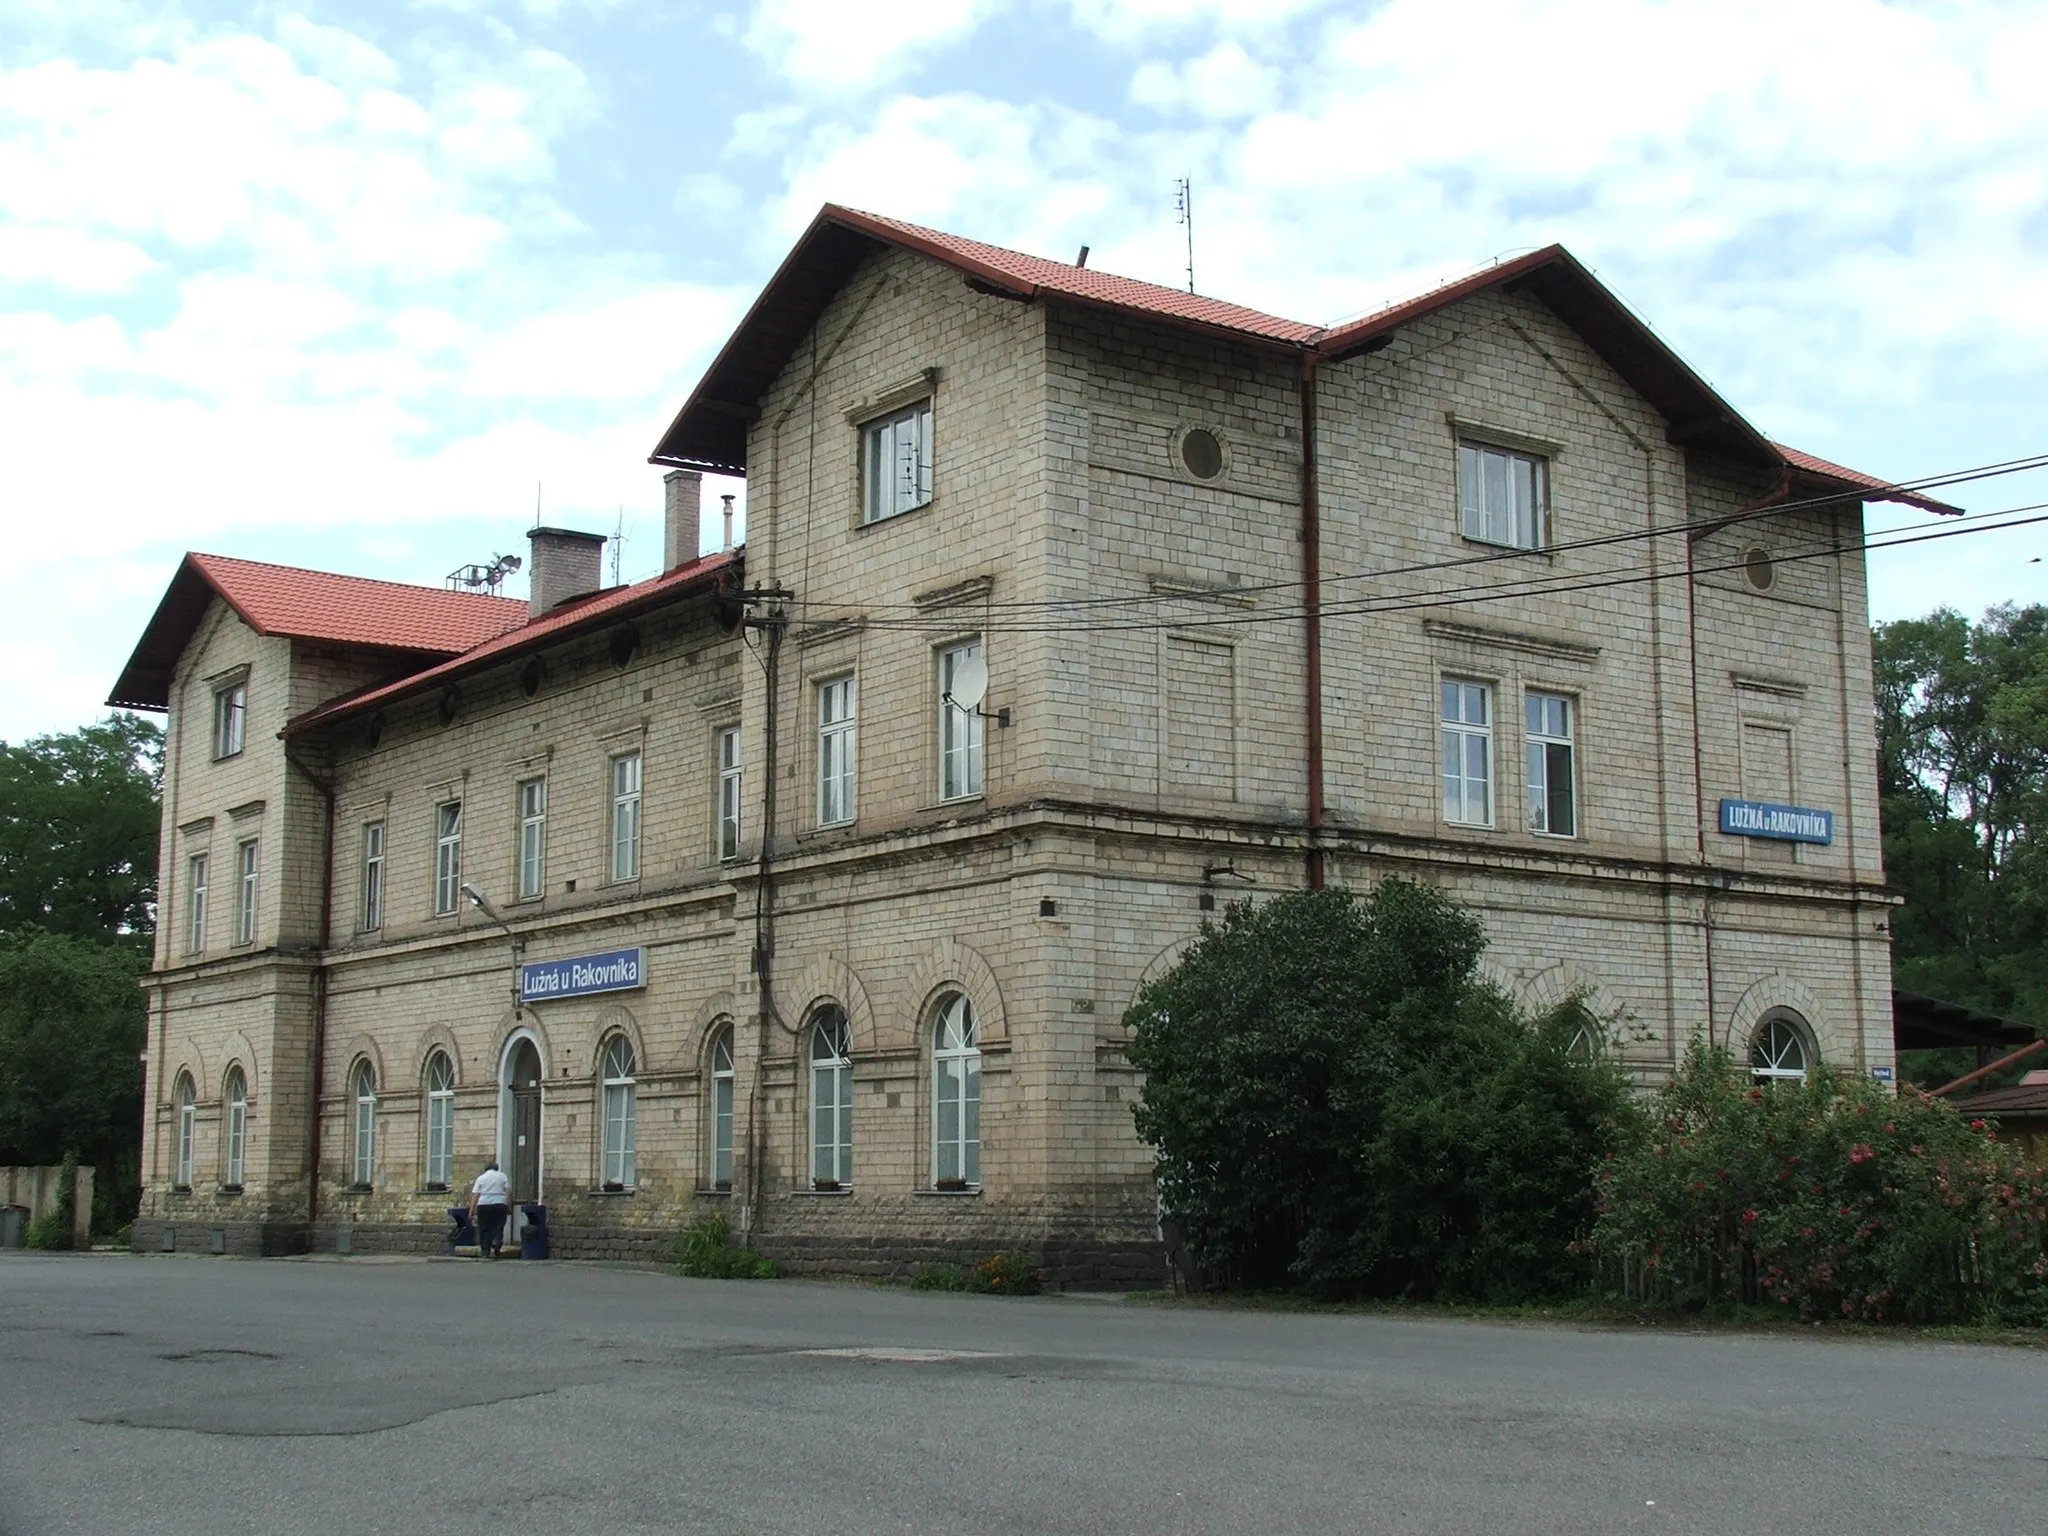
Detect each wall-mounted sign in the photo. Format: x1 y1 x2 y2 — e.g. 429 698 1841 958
520 946 646 1004
1870 1065 1896 1085
1719 799 1834 845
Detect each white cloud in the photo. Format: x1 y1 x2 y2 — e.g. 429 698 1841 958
743 0 999 93
0 223 158 292
1068 0 1338 42
1130 41 1278 119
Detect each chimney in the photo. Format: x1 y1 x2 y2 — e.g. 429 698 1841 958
526 527 606 619
663 469 702 572
720 493 736 552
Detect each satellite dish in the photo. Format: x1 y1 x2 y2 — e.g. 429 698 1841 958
947 654 988 711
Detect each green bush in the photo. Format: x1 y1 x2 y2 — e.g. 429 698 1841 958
1127 881 1638 1300
1590 1042 2048 1324
22 1210 69 1250
670 1212 777 1279
909 1252 1042 1294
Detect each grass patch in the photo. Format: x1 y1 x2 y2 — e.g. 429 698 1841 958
670 1213 776 1279
908 1251 1043 1295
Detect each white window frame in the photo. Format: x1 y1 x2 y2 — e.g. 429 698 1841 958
213 681 246 760
709 1029 735 1190
186 853 208 955
425 1052 454 1190
600 1034 637 1188
223 1067 247 1188
517 778 547 900
1441 680 1494 827
233 838 259 946
433 800 462 916
938 641 984 802
1525 692 1577 838
809 1009 853 1187
817 677 856 827
610 753 642 883
932 995 981 1188
1751 1015 1811 1085
717 727 742 862
174 1073 196 1189
352 1062 377 1187
360 822 384 931
861 398 933 525
1459 440 1548 550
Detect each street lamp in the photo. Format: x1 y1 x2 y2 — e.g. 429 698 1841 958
461 884 526 1017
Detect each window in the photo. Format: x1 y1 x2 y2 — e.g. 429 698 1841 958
425 1052 454 1190
709 1028 735 1190
234 838 259 946
517 778 546 900
933 995 981 1188
1525 693 1576 837
173 1073 196 1190
223 1067 247 1188
1459 441 1547 550
186 853 208 954
1441 681 1493 826
862 398 933 524
938 642 984 802
610 754 642 883
817 677 856 826
213 681 246 759
717 727 742 862
351 1061 377 1186
1750 1014 1810 1085
600 1034 636 1188
810 1008 852 1187
360 823 384 931
433 801 462 915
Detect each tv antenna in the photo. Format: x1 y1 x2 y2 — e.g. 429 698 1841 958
1173 176 1195 294
446 552 523 594
611 506 625 586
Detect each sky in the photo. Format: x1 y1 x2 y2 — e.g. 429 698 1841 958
3 0 2046 742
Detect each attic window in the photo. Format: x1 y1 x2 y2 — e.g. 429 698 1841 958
861 399 933 525
213 681 247 760
1180 428 1224 481
1743 547 1776 591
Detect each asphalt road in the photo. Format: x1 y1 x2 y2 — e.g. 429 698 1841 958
1 1253 2042 1535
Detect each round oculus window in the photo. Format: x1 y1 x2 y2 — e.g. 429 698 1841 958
1743 547 1776 591
1179 428 1224 481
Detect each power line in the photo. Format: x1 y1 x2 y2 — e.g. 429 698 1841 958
777 451 2048 621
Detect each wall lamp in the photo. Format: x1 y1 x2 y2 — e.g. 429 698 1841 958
1202 865 1256 888
461 884 526 1017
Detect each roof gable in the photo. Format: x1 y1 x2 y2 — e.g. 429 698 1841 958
108 555 527 711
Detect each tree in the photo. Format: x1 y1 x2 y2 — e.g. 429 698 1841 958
1125 881 1637 1300
1875 606 2048 1072
0 930 147 1229
0 714 162 942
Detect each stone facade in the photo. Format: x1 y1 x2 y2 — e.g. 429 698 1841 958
127 220 1897 1282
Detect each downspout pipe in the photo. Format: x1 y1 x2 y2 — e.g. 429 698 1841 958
284 744 335 1244
1300 353 1326 891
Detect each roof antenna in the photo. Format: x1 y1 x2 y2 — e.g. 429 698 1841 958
1075 244 1090 268
1173 176 1195 294
611 506 625 586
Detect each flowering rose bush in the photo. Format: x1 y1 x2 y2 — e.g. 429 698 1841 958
1590 1041 2048 1324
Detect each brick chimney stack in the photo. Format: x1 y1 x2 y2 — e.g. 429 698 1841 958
526 527 606 619
663 469 702 572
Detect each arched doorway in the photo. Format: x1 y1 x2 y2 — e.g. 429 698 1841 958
501 1034 544 1203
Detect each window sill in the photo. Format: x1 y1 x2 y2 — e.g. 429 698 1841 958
796 1186 853 1197
589 1187 636 1198
1459 533 1551 558
169 1185 193 1197
424 1182 449 1193
216 1185 244 1197
694 1187 733 1200
855 499 934 535
914 1186 982 1199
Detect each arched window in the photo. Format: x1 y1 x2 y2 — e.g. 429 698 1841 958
424 1051 455 1190
223 1067 247 1188
351 1061 377 1186
174 1072 196 1190
932 995 981 1188
709 1028 735 1190
1750 1012 1811 1085
810 1006 852 1187
600 1034 637 1188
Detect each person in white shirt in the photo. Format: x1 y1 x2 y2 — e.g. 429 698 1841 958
469 1160 513 1259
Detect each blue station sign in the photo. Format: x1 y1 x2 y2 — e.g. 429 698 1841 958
1719 798 1834 845
520 946 646 1004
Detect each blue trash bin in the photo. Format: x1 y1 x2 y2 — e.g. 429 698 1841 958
519 1203 548 1260
446 1206 476 1253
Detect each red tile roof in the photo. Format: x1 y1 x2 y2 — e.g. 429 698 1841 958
287 550 737 734
1771 442 1962 516
109 554 528 711
842 207 1324 347
191 554 527 651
